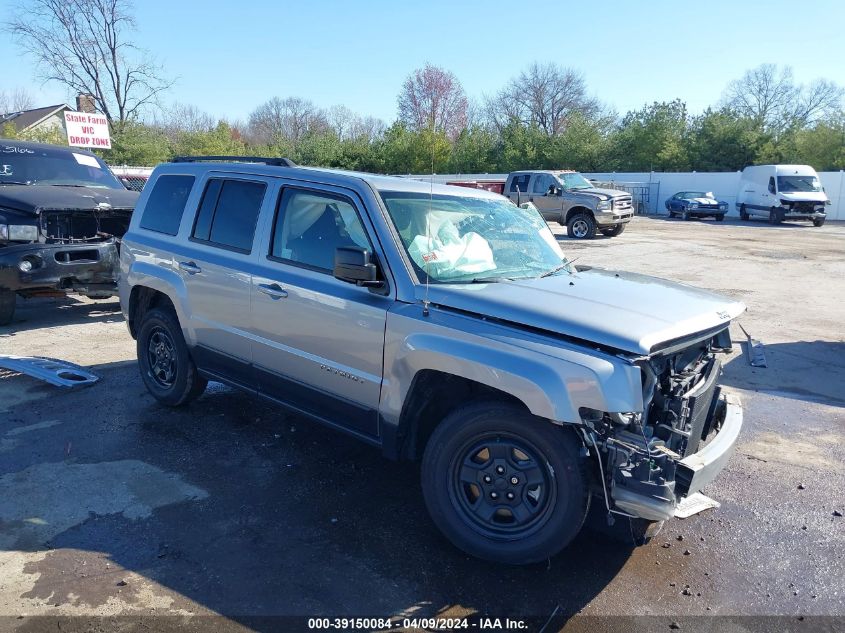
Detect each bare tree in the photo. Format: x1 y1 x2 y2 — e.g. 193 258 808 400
722 64 844 134
5 0 172 130
327 105 385 142
486 63 600 136
154 102 216 141
397 63 468 139
0 87 34 113
247 97 328 148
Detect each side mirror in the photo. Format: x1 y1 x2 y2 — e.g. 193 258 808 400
334 246 382 288
548 185 562 196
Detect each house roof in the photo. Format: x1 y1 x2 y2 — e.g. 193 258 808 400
0 104 70 132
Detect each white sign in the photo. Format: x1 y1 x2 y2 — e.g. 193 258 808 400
64 111 111 149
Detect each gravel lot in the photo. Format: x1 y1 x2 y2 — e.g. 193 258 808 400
1 216 843 630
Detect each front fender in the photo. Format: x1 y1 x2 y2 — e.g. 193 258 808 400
381 305 644 426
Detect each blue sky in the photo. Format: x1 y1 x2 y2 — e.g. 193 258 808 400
2 0 844 123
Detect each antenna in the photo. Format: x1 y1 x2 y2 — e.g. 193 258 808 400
423 128 434 318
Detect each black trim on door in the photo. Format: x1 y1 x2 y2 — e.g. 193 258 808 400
192 344 380 441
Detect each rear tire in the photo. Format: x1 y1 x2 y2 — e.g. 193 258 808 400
421 402 590 565
566 212 597 239
0 289 15 326
599 224 626 237
739 204 749 221
137 306 207 406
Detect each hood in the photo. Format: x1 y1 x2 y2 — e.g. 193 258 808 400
418 268 746 356
779 191 828 203
687 197 723 206
572 186 629 201
0 185 138 215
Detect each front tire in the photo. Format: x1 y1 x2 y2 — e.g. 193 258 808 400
715 214 725 222
599 224 626 237
768 208 782 225
0 289 15 326
566 212 597 239
739 204 749 221
137 307 207 406
421 402 590 565
813 218 825 227
682 209 691 221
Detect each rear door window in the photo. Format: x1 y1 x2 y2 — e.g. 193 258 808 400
139 175 195 235
191 178 266 252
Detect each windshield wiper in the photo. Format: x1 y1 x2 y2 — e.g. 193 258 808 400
45 183 90 188
539 258 579 278
470 276 511 283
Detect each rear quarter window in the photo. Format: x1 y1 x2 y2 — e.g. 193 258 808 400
139 175 195 235
191 178 266 253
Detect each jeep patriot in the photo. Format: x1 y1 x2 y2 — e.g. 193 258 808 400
120 156 745 564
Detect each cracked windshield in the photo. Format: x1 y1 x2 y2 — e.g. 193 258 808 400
380 191 569 283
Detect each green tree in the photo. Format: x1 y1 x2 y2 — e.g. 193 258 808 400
546 112 615 172
102 122 170 166
448 125 497 173
381 122 450 174
790 115 845 170
687 109 766 171
495 120 549 172
612 100 690 171
171 122 246 157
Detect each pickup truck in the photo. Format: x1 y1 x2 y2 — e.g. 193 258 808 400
121 157 745 564
0 140 137 325
505 170 634 239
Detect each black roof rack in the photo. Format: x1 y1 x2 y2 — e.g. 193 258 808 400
170 156 296 167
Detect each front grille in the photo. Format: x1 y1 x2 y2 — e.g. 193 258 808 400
613 196 632 211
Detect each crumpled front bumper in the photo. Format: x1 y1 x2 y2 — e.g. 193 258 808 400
0 240 121 296
612 392 743 521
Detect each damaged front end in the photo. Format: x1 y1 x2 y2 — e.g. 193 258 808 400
580 326 743 522
0 205 133 299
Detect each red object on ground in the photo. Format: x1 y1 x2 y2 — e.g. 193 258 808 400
446 180 505 195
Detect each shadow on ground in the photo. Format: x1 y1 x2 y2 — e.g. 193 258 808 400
1 361 634 623
0 296 123 336
721 340 845 408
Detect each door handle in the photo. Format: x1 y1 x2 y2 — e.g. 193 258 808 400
178 261 201 275
258 283 288 299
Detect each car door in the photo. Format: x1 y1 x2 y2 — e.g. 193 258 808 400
529 174 562 220
250 183 391 438
176 174 274 381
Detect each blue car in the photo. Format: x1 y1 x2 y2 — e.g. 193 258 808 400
665 191 728 221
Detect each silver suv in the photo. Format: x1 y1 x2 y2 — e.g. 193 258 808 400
120 157 745 564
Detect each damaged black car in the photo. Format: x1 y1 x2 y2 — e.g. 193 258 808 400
0 140 138 325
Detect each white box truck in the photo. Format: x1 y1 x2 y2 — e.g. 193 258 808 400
737 165 828 226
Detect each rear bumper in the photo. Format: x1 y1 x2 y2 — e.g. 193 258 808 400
0 240 121 297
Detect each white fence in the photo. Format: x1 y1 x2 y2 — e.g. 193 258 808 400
112 165 845 221
404 171 845 221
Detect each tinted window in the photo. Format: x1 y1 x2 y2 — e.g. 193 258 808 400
192 179 266 252
139 175 195 235
270 188 371 272
509 174 530 193
532 174 554 194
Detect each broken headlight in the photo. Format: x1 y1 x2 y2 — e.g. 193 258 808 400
0 224 38 242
